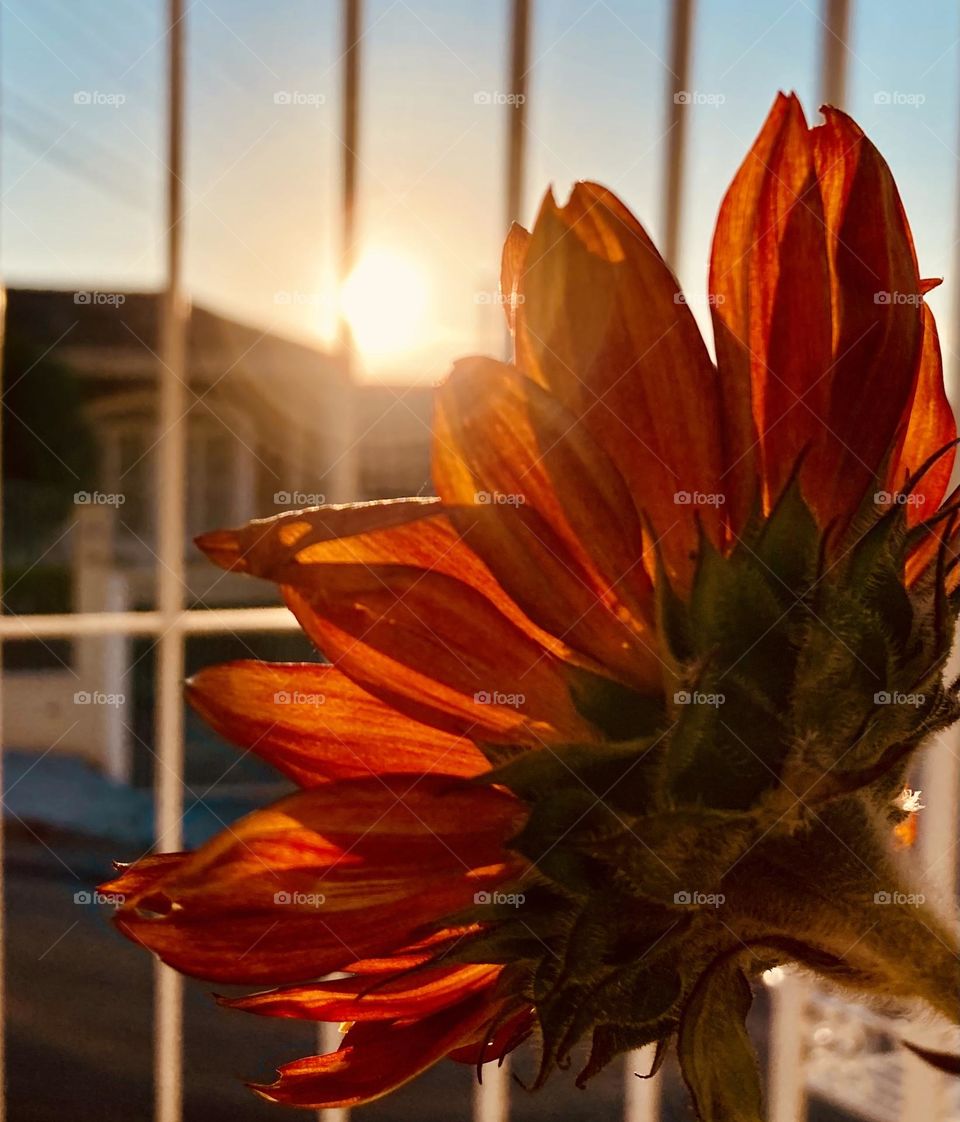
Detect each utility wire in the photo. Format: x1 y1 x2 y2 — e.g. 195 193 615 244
2 111 147 212
3 86 149 191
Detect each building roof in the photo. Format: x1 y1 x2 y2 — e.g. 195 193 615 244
5 286 346 387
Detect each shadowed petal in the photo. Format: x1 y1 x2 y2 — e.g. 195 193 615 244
252 994 500 1108
434 356 660 689
187 660 489 786
221 963 502 1021
197 498 602 744
809 105 924 526
893 305 955 525
281 571 603 747
448 1005 537 1065
513 181 730 587
114 777 525 984
710 92 831 515
99 853 188 899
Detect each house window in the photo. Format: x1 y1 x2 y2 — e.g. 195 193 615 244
98 403 255 557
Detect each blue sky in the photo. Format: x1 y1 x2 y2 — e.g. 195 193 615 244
2 0 959 386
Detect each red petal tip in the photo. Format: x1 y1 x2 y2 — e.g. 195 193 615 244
194 529 243 569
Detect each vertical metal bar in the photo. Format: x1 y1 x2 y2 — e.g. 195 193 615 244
623 1046 661 1122
899 716 960 1120
504 0 531 231
154 3 187 1122
819 0 851 108
312 6 363 1120
662 0 694 272
473 1061 509 1122
0 37 7 1115
327 0 361 506
501 0 531 362
470 11 534 1115
341 0 360 282
318 1021 348 1122
766 971 807 1122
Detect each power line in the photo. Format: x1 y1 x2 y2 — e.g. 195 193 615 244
25 0 159 98
3 86 150 190
2 111 147 212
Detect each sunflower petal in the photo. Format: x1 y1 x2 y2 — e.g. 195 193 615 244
447 1005 536 1065
221 963 502 1021
195 498 441 570
433 356 659 688
114 777 524 984
252 994 498 1108
187 660 488 786
710 92 832 514
809 105 924 524
893 305 955 525
501 222 531 336
514 181 729 585
281 570 601 746
196 499 550 647
99 853 188 898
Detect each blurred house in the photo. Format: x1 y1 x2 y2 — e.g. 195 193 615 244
2 288 435 775
355 381 434 500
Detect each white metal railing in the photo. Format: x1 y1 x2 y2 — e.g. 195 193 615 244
0 1 958 1121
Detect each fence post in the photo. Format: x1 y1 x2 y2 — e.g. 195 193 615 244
624 1046 662 1122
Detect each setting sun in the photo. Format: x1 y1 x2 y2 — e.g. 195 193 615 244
341 247 431 361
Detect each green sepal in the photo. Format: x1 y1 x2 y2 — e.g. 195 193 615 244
477 736 663 815
654 548 693 669
666 674 788 810
747 468 820 601
568 667 666 741
577 1021 675 1088
677 960 763 1122
586 807 759 904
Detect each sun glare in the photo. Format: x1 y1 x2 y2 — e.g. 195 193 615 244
341 247 431 362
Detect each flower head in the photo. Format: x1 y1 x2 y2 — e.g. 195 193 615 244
106 94 960 1117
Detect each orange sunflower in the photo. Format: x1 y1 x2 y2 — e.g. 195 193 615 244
104 93 960 1117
